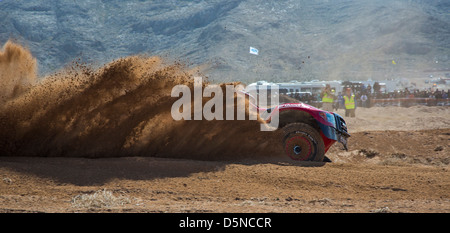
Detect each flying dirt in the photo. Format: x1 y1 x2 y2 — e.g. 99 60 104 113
0 40 285 161
0 40 37 102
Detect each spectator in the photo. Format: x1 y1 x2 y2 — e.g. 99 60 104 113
361 94 368 107
343 88 356 117
321 84 335 112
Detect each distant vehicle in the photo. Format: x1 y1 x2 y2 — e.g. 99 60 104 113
285 92 312 97
242 91 350 162
246 80 327 96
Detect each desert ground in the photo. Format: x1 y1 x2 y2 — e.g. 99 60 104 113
0 105 448 213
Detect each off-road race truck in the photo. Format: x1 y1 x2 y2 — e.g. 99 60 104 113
244 91 350 162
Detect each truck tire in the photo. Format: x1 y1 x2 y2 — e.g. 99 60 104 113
282 123 325 161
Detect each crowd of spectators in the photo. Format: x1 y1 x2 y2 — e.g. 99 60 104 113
370 88 449 100
344 84 450 108
284 84 450 108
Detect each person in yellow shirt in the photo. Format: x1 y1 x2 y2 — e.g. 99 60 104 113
343 88 355 117
321 84 334 112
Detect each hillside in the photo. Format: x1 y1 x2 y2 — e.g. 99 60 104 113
1 0 449 83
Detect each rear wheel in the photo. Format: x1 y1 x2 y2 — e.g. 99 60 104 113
282 123 325 161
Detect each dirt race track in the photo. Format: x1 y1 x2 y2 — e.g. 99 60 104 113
0 106 449 213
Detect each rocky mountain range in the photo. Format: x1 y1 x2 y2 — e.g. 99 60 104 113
1 0 449 83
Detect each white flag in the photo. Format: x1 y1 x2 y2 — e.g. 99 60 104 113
249 47 259 55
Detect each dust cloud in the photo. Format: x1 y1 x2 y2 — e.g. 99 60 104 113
0 40 280 160
0 40 37 103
